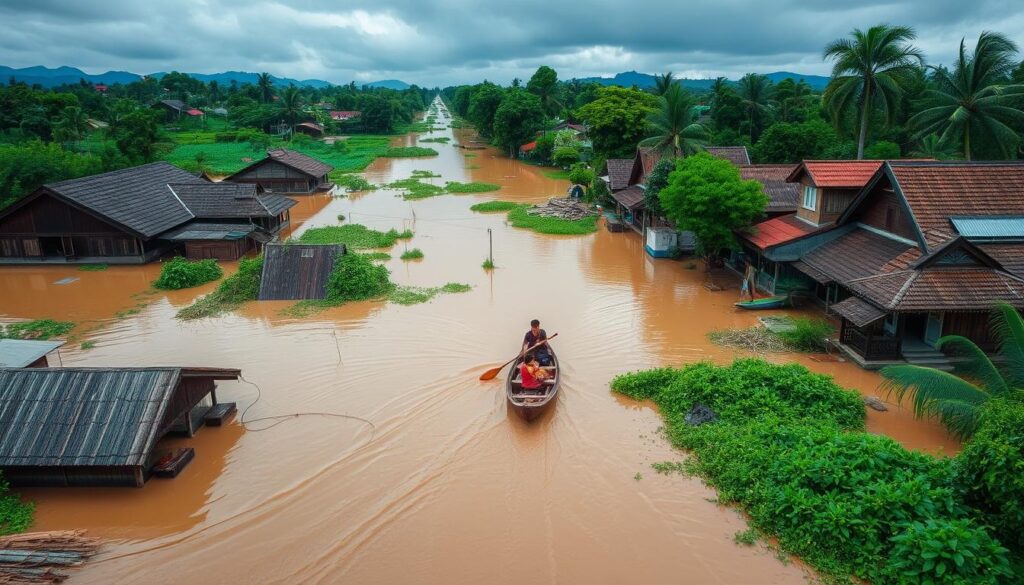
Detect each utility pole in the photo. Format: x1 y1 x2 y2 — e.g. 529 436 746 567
487 228 493 265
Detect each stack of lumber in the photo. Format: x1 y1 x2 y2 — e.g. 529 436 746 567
0 531 99 584
526 198 596 221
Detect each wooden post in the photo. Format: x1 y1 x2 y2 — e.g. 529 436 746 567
487 228 493 265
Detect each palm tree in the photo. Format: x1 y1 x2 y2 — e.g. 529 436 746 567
53 106 89 143
823 25 924 159
880 303 1024 438
639 84 708 157
737 73 774 142
654 72 676 96
909 32 1024 161
278 86 303 136
910 134 959 159
257 72 274 103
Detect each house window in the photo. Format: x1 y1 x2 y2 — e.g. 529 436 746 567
802 186 818 211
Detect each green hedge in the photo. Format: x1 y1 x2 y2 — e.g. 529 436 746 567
153 257 223 290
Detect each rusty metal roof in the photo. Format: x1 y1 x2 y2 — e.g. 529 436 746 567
258 243 347 300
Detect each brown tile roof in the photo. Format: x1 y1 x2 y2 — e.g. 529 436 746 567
802 228 915 283
846 268 1024 311
789 160 884 188
740 164 800 213
604 158 634 191
832 296 888 327
265 148 333 178
978 244 1024 278
638 147 663 177
888 161 1024 241
612 185 645 210
705 146 751 166
791 261 831 284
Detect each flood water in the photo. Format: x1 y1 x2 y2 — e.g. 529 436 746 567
0 100 958 584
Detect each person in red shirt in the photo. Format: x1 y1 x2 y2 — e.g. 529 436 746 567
519 353 547 392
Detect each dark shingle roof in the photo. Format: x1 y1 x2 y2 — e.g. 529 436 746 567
612 185 645 210
802 228 914 284
846 269 1024 311
740 165 800 212
46 162 199 238
705 146 751 166
604 159 634 191
832 296 888 327
258 244 347 300
264 148 333 177
169 183 296 219
158 99 186 112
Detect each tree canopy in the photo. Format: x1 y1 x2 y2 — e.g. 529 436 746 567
577 86 658 157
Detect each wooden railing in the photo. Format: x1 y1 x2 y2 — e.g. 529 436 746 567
841 326 902 361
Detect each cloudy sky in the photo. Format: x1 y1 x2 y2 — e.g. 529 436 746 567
2 0 1024 86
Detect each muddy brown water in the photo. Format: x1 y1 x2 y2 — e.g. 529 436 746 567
0 104 958 584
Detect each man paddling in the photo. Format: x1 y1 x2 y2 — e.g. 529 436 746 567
523 319 552 366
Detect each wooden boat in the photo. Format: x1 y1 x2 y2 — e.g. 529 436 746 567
735 294 790 310
506 345 560 422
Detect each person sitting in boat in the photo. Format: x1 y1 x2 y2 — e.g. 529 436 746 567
523 319 552 366
519 353 548 393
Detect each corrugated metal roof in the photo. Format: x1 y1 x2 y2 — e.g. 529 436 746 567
0 340 65 368
161 222 257 241
0 368 181 467
951 217 1024 240
258 244 347 300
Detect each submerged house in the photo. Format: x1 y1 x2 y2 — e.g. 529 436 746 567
0 162 295 264
226 148 334 193
0 339 65 368
258 243 347 300
0 367 240 487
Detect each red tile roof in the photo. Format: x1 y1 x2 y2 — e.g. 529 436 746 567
788 160 884 188
186 108 204 116
519 141 537 153
741 214 820 250
329 110 361 121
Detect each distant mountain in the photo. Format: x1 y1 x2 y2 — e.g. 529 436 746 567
576 70 831 91
1 65 412 90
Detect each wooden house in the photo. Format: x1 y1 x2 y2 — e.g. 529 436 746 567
258 243 346 300
295 122 325 137
786 160 884 227
152 99 203 122
0 340 65 368
0 162 295 264
0 367 240 487
705 146 751 166
226 148 334 193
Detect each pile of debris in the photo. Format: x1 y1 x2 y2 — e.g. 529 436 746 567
0 531 100 584
526 198 596 221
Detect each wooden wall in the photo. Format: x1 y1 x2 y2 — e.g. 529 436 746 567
852 187 918 241
184 238 251 261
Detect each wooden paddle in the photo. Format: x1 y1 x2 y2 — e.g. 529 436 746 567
479 333 558 381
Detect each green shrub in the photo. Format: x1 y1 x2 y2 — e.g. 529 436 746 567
153 257 223 290
325 252 393 303
176 256 262 320
568 163 594 186
776 318 835 351
482 258 495 270
387 177 445 200
331 173 375 192
955 398 1024 552
214 131 238 142
400 248 424 260
0 319 74 340
445 181 501 193
0 472 33 535
470 200 519 213
888 519 1012 584
553 146 580 168
298 224 410 248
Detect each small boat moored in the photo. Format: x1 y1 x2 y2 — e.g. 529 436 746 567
506 344 560 422
735 294 790 310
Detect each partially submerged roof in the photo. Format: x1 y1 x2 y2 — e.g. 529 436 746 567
604 158 634 191
0 367 239 468
0 339 65 368
161 222 257 241
169 183 296 219
788 160 884 188
740 164 800 213
741 214 820 250
258 243 347 301
611 185 645 210
705 146 751 166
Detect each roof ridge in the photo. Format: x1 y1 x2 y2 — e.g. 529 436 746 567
165 184 197 219
47 161 180 189
889 271 920 309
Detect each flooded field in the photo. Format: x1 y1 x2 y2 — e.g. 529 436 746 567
0 105 957 584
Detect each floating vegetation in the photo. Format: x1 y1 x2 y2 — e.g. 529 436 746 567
463 153 477 158
384 146 438 158
298 224 412 248
387 178 445 200
445 181 500 193
331 172 376 192
337 214 346 222
153 257 223 290
388 283 471 305
400 248 424 261
507 205 598 235
482 258 495 270
470 200 519 212
419 137 450 143
177 256 263 320
80 341 96 350
411 170 441 178
0 319 74 340
359 252 391 261
78 264 108 272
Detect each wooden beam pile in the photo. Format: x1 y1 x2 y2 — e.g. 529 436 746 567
526 198 596 221
0 531 100 584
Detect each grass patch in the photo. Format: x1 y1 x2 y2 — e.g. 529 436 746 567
507 205 598 235
330 172 376 192
776 318 835 352
419 137 450 143
482 258 495 270
176 256 263 320
78 263 108 271
80 341 96 350
445 181 501 193
388 282 471 305
359 252 391 261
387 178 445 200
0 319 74 340
543 169 571 180
470 200 519 213
734 528 759 546
298 224 411 248
400 248 424 261
384 146 438 158
164 135 392 175
411 170 441 178
153 257 223 290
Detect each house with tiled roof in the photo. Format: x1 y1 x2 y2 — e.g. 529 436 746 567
226 148 334 193
750 160 1024 367
705 146 751 166
0 162 296 264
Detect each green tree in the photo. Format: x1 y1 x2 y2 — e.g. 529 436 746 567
710 86 746 134
114 109 162 163
654 72 676 96
52 106 89 144
823 24 924 159
567 162 593 186
774 78 814 123
526 66 560 116
492 89 545 157
752 119 844 163
577 86 658 157
278 86 304 136
737 73 774 143
910 32 1024 161
880 302 1024 439
643 157 675 217
639 84 708 157
468 82 505 137
658 153 768 260
863 140 901 158
0 141 103 208
257 72 274 103
909 134 959 159
552 146 580 168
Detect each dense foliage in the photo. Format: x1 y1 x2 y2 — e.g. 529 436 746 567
176 255 263 320
0 473 33 535
611 359 1018 584
298 224 412 248
153 257 223 290
325 252 393 303
577 87 658 157
0 319 75 340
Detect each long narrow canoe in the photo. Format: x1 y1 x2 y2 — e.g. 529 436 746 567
734 295 789 310
506 345 560 422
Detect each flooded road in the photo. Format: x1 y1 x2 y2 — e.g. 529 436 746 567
0 101 957 584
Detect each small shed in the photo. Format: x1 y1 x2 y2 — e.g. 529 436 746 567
0 366 240 487
225 149 334 193
258 243 346 300
0 339 65 368
295 122 325 137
